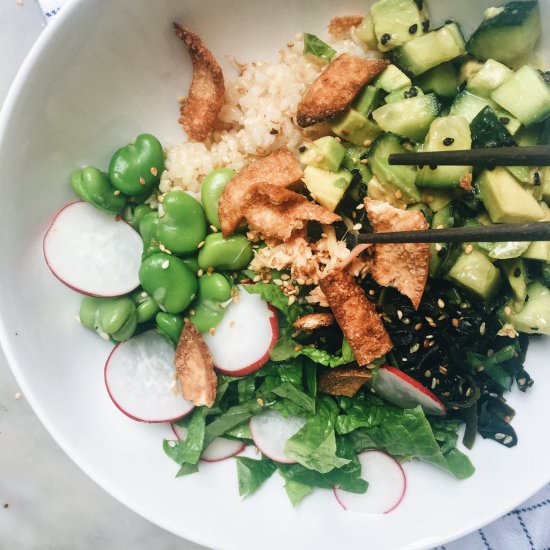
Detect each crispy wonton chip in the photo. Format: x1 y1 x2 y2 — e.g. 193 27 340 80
174 24 225 142
242 183 340 241
318 366 373 397
365 199 430 310
218 148 303 237
320 268 393 366
293 312 335 331
297 54 388 127
328 15 364 39
175 320 217 407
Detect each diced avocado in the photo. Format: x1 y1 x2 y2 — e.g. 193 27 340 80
492 66 550 126
467 59 513 98
417 116 472 188
459 59 484 84
447 249 502 300
329 109 381 146
369 134 421 203
500 258 528 307
503 282 550 335
391 23 466 77
355 15 378 49
522 241 550 262
470 106 515 149
372 94 439 142
422 189 454 212
467 1 541 67
375 64 412 93
415 63 459 98
341 145 372 183
385 86 424 104
370 0 425 52
478 167 544 223
300 136 346 172
353 85 384 116
541 166 550 205
303 166 353 212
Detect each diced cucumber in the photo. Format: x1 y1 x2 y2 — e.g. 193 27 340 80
372 94 439 142
391 23 466 77
506 127 543 182
368 176 412 208
417 116 472 188
467 59 513 98
384 86 423 104
500 258 528 308
329 109 381 146
489 241 531 260
492 65 550 126
370 0 425 52
522 241 550 262
303 166 353 212
342 145 372 184
416 63 459 98
467 1 541 67
353 85 384 115
422 189 454 212
429 204 457 277
478 167 544 223
503 282 550 335
470 106 515 149
447 249 502 300
459 59 484 84
375 64 412 93
300 136 346 172
355 15 378 49
369 133 421 203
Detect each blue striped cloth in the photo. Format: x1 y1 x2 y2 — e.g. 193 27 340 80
36 1 550 548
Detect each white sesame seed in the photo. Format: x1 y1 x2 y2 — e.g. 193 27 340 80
197 240 205 249
209 327 216 336
480 322 486 336
161 260 170 269
410 343 420 353
504 306 512 316
352 223 362 231
356 203 365 210
464 244 474 255
229 320 236 328
437 298 445 309
494 433 505 440
113 190 121 196
210 225 219 233
431 378 437 389
397 310 403 320
168 440 176 448
503 435 513 445
14 392 21 400
435 243 443 252
197 269 204 277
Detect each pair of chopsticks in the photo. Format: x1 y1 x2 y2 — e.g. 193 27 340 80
358 146 550 245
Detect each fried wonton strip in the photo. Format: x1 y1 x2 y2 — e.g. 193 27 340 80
320 269 393 366
174 24 225 142
175 320 217 407
242 183 340 242
218 148 304 237
293 312 335 331
328 16 364 39
318 366 373 397
297 54 388 127
365 199 430 310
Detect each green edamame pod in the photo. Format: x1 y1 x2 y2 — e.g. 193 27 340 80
139 211 160 257
201 168 235 229
78 296 137 342
189 273 232 333
131 289 159 324
182 256 200 274
157 191 207 254
111 310 138 342
109 134 164 196
139 253 197 314
156 312 184 346
71 167 126 213
79 296 101 331
123 204 153 229
98 297 135 334
198 233 253 271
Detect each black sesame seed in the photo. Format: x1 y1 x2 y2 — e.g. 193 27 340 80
534 171 541 185
458 81 467 92
437 247 447 258
409 23 418 34
404 87 419 98
368 112 374 121
530 326 540 331
443 137 455 146
542 71 550 83
381 33 391 45
429 164 437 170
445 19 454 24
422 20 430 33
514 267 522 277
499 116 510 125
298 145 307 153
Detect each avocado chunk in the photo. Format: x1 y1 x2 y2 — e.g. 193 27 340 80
329 109 381 146
500 258 527 308
522 241 550 262
353 85 384 115
467 59 513 98
478 167 544 223
503 282 550 335
447 249 502 300
300 136 346 172
304 166 353 212
375 64 412 92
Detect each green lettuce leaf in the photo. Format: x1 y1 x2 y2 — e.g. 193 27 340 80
283 479 313 507
163 407 208 465
244 283 310 324
271 382 316 415
204 400 263 447
235 456 277 498
303 33 336 61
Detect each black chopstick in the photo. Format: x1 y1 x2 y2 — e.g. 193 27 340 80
358 222 550 245
389 145 550 167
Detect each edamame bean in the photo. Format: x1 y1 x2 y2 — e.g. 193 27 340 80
109 134 164 196
123 204 153 229
156 312 184 346
139 253 197 314
71 166 126 213
201 168 235 229
139 211 160 258
131 289 159 324
78 296 137 342
157 191 206 254
190 273 232 333
198 233 253 271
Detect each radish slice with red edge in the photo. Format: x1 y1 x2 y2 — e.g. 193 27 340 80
249 410 305 464
171 424 245 462
204 285 278 376
373 366 446 416
43 201 142 297
105 330 194 423
334 450 406 514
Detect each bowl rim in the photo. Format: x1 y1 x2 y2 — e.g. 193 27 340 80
0 1 548 548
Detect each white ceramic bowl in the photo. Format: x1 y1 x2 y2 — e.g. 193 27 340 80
1 1 549 549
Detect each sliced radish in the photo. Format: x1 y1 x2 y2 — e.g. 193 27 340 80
334 450 406 515
171 424 245 462
373 366 446 416
105 330 194 423
43 201 142 297
204 285 278 376
249 410 305 464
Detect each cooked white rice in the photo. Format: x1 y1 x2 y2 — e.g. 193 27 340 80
160 33 379 194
